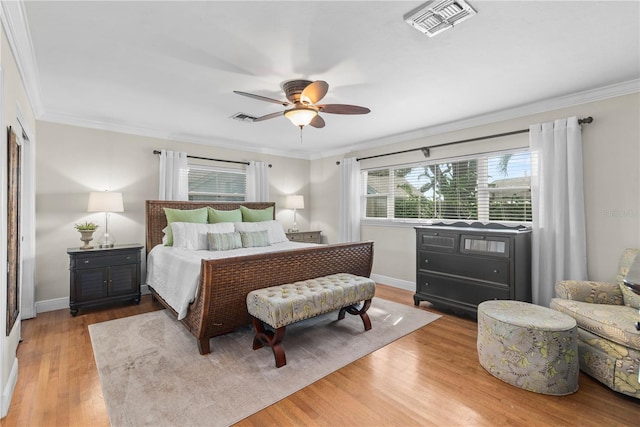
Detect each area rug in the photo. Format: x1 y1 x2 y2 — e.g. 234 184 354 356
89 298 440 427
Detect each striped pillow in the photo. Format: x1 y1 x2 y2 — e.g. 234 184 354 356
240 230 271 248
208 232 242 251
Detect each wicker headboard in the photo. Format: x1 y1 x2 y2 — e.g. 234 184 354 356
145 200 276 253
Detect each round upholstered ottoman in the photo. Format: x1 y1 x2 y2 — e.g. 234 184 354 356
477 300 579 395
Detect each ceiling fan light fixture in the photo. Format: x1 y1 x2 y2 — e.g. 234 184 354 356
284 107 318 127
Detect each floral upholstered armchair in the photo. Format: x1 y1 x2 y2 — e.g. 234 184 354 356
550 248 640 399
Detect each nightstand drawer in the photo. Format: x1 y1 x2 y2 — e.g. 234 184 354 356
286 231 321 244
72 252 140 269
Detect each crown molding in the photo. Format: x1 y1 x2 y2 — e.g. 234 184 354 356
39 78 640 162
1 0 44 117
337 79 640 158
38 111 313 160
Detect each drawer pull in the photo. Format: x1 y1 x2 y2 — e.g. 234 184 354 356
424 259 429 264
493 269 499 274
125 256 131 260
424 282 429 286
83 260 90 264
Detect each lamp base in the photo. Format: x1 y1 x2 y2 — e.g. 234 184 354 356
98 232 116 249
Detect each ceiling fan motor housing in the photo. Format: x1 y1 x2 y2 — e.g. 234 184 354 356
282 79 313 104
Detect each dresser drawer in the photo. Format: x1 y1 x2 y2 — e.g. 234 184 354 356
417 272 511 306
72 251 140 269
416 230 459 252
418 251 510 285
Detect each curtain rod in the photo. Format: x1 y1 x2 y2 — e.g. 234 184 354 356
339 116 593 164
152 150 272 168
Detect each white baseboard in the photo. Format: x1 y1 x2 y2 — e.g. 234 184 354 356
36 296 69 313
36 285 151 314
370 273 415 292
1 357 18 417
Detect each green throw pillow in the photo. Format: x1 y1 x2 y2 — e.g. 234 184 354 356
208 232 242 251
163 207 208 246
240 230 270 247
240 206 274 222
208 207 242 224
620 283 640 309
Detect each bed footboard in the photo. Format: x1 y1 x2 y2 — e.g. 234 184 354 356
184 241 374 354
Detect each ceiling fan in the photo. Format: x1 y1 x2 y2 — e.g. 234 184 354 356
233 79 370 130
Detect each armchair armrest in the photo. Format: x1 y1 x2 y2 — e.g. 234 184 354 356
554 280 624 305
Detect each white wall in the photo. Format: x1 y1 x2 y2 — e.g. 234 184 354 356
34 121 312 307
310 93 640 288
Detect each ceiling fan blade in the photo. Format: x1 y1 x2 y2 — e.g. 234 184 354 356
316 104 370 115
253 111 284 122
233 91 290 106
309 115 325 128
300 80 329 105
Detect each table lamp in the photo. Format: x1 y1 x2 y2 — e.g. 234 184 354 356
88 191 124 248
285 195 304 233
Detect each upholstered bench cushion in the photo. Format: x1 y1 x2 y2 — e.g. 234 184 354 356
477 300 579 395
247 273 376 329
550 298 640 351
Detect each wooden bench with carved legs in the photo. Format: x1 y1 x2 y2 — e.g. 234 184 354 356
246 273 376 368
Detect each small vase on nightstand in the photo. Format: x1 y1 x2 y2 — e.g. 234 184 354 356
79 230 95 250
75 221 99 250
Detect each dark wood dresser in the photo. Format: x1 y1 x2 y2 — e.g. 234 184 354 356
414 223 531 318
67 244 143 316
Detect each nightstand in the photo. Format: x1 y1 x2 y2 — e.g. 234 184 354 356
285 230 322 244
67 244 143 316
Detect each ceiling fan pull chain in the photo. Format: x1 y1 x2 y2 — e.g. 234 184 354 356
299 125 304 143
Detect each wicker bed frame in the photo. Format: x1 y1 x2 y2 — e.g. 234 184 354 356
145 200 374 355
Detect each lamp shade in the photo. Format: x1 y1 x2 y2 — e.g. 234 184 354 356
285 195 304 210
87 191 124 213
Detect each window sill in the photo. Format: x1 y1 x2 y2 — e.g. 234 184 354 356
360 218 531 228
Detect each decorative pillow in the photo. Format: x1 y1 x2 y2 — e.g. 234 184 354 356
208 232 243 251
240 230 271 248
619 283 640 309
208 208 242 224
163 207 208 246
171 222 235 250
234 220 288 244
240 205 274 222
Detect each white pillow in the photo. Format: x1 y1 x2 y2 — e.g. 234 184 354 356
234 220 288 244
171 222 235 250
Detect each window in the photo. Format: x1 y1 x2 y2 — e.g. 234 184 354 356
188 164 246 201
363 150 531 223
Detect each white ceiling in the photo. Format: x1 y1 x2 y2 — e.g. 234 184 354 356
9 1 640 159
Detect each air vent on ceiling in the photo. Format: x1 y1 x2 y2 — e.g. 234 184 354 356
231 112 257 122
404 0 477 37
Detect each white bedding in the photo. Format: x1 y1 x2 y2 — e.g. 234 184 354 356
146 241 319 319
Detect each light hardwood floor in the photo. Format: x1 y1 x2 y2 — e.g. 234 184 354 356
3 285 638 426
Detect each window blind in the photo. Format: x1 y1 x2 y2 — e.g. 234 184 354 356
363 149 532 223
188 164 246 202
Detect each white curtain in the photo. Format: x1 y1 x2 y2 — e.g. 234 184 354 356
338 157 361 243
530 117 587 306
246 161 269 202
158 149 189 200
